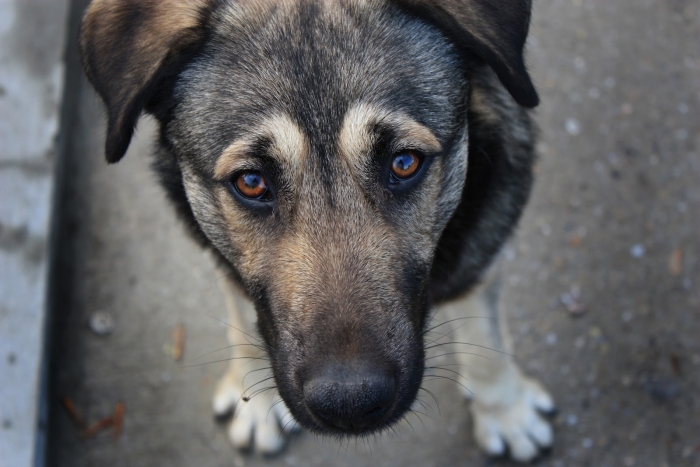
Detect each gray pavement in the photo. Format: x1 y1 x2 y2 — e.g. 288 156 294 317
45 0 699 466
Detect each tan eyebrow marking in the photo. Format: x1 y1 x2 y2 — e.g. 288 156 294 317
215 113 308 179
339 102 442 171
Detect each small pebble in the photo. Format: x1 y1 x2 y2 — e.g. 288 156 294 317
574 336 586 349
565 118 581 136
676 129 688 141
620 103 633 115
603 76 616 88
7 353 16 365
570 233 582 248
582 438 593 449
574 56 586 71
587 87 600 99
630 244 645 258
621 310 633 322
678 103 689 114
560 286 587 315
643 375 680 403
621 375 633 387
676 201 687 213
624 456 635 466
540 224 552 236
285 456 298 466
233 457 245 467
2 419 11 429
566 414 578 426
546 333 558 345
88 310 115 336
682 446 693 458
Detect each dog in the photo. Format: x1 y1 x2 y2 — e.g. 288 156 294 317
79 0 555 462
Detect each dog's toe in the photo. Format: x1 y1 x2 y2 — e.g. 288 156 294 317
253 418 285 454
473 421 506 457
505 429 539 463
229 411 255 449
213 370 241 417
529 381 555 414
528 413 553 447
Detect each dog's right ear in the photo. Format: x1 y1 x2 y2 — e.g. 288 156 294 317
397 0 539 108
80 0 214 163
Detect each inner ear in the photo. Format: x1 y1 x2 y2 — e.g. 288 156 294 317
80 0 214 163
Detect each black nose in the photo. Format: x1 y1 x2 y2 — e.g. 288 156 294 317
303 362 396 432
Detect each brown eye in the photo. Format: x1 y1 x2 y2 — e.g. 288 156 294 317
235 171 268 199
390 151 422 181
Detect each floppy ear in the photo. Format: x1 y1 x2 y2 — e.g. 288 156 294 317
80 0 213 163
397 0 539 108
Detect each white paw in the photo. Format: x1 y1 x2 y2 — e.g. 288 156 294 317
213 371 299 454
471 376 554 462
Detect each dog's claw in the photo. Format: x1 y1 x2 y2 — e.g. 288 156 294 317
471 376 554 463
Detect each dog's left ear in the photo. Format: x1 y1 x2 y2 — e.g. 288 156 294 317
80 0 214 163
397 0 539 108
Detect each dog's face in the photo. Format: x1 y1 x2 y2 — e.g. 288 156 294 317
81 0 537 436
171 2 469 434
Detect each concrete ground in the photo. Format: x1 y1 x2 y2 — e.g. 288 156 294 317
46 0 699 466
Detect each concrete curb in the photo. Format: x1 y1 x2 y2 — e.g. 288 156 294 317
0 1 70 466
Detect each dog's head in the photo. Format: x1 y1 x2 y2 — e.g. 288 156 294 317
80 0 536 436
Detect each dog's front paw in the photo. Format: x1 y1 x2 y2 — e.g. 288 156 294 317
213 369 298 454
471 376 554 462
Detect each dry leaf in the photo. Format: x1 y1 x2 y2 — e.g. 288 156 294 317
668 248 683 276
172 324 186 361
61 397 85 429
